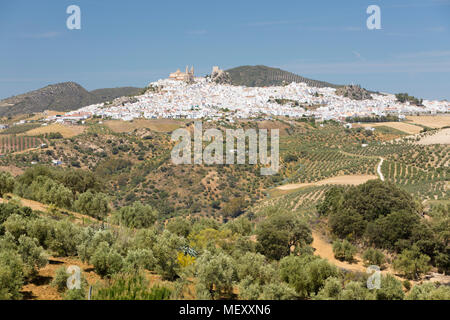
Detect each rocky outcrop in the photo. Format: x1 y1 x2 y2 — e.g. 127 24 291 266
335 85 372 100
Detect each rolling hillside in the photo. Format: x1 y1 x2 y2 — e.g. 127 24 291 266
0 82 142 117
226 65 342 88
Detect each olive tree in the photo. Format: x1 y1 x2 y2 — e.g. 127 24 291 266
195 250 237 300
393 246 431 280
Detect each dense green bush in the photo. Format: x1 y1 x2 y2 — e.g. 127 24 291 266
406 282 450 300
46 219 82 257
74 191 110 220
0 203 34 228
256 211 312 260
166 217 192 238
393 246 431 280
123 249 155 273
362 248 385 267
365 210 420 250
20 176 73 209
152 230 185 281
279 254 339 299
195 250 237 300
222 216 252 236
323 180 421 241
4 214 29 239
339 281 375 300
332 240 356 262
90 242 124 278
0 249 24 300
64 288 86 300
0 171 15 197
16 235 48 279
375 275 405 300
113 201 158 229
51 267 70 292
77 228 116 263
92 273 171 300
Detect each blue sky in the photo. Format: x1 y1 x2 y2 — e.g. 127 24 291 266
1 0 449 100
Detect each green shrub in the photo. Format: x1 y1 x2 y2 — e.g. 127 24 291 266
152 230 185 281
393 246 431 280
0 171 15 197
166 217 192 238
195 250 237 300
362 248 385 267
74 191 109 220
123 249 155 273
0 250 24 300
46 219 82 257
256 211 312 260
64 288 86 300
92 273 171 300
407 282 450 300
403 280 411 291
51 267 69 292
279 254 339 299
113 202 158 229
375 275 405 300
332 240 356 262
90 242 124 278
17 235 48 279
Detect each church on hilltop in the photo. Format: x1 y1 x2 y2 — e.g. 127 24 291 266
169 66 194 82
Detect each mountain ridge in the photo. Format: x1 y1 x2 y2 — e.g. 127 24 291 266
0 82 142 117
225 65 343 88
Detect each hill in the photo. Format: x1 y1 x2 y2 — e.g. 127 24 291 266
0 118 448 300
225 65 342 88
0 82 142 117
335 84 372 100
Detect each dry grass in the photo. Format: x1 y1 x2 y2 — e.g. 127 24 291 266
257 120 291 136
26 110 64 121
312 231 366 273
407 115 450 129
357 122 423 134
105 119 184 133
415 128 450 145
277 174 378 191
21 257 103 300
22 123 85 138
0 165 24 176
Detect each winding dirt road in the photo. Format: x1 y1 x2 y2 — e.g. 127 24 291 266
377 158 385 181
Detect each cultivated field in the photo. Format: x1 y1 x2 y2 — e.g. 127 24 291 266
277 174 378 191
105 119 184 133
358 122 423 134
415 128 450 145
0 135 45 154
407 115 450 129
23 123 85 138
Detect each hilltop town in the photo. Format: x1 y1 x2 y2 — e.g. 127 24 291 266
50 66 449 124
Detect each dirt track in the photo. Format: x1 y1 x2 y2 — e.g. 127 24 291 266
277 175 378 191
311 231 366 273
